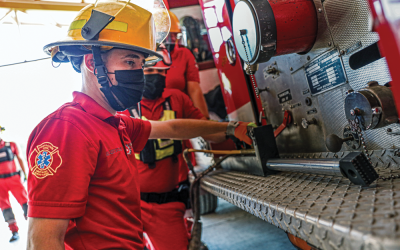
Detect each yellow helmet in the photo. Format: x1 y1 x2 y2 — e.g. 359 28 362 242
45 1 171 71
169 10 181 33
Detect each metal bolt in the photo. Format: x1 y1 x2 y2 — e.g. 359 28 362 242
290 67 293 71
82 27 90 34
387 128 392 133
307 56 311 60
340 50 345 55
318 8 322 13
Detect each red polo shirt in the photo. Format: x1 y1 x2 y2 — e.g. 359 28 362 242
165 47 200 93
27 92 151 250
122 89 204 193
0 141 18 175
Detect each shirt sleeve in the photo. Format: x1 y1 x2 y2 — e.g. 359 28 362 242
180 91 205 120
27 118 98 219
122 116 152 152
10 142 19 156
185 49 200 83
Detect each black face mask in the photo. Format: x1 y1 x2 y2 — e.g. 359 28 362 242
100 69 145 111
143 74 166 100
165 44 175 52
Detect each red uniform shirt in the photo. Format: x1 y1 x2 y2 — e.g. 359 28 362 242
165 47 200 93
27 92 151 250
0 141 18 175
122 89 204 193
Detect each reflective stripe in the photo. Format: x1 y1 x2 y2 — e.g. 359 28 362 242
137 99 181 163
69 19 128 32
155 145 174 160
69 19 86 31
135 153 140 160
159 110 175 121
157 139 174 148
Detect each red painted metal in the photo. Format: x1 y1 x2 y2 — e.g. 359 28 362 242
368 0 400 115
274 110 292 137
167 0 199 9
198 0 263 123
269 0 318 56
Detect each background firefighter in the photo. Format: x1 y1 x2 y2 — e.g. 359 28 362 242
0 126 28 242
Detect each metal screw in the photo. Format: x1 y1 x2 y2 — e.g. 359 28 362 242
340 50 345 55
318 8 322 13
307 56 311 60
290 67 293 71
387 128 392 132
82 27 90 34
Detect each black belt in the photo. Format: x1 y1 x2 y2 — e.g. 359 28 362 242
0 171 20 179
141 181 190 207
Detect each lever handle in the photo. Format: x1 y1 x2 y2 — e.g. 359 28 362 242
326 134 353 153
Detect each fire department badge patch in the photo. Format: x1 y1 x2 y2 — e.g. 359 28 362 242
29 142 62 179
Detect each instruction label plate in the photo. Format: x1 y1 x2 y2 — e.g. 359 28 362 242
277 89 292 104
305 50 347 95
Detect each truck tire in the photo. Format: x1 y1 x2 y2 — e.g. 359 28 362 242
199 189 218 215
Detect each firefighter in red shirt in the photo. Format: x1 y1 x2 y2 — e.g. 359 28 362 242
0 126 28 242
122 48 226 250
164 11 209 119
27 2 253 249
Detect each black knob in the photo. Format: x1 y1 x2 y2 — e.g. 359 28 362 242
326 134 354 153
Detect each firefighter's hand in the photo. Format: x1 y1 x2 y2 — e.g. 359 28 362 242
227 121 256 145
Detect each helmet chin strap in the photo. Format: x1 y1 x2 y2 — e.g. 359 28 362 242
91 46 124 111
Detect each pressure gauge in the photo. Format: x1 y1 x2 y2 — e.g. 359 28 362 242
232 0 318 65
232 0 276 65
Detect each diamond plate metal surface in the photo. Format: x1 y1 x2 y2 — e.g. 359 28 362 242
323 0 373 51
201 151 400 250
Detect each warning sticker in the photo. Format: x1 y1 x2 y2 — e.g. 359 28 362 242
305 50 347 95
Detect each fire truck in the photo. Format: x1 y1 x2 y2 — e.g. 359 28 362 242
174 0 400 249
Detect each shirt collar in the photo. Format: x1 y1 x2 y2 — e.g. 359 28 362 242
73 91 114 121
140 89 173 110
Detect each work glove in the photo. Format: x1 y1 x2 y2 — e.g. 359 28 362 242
226 121 257 145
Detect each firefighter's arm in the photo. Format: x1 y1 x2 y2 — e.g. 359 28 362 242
15 154 26 177
149 119 253 144
187 81 210 119
27 218 69 250
197 117 227 143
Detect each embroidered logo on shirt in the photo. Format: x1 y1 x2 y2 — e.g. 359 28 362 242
28 142 62 179
125 143 133 155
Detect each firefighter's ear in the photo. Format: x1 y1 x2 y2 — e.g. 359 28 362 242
84 54 95 73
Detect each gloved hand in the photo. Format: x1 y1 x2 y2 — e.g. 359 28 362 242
226 121 257 145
